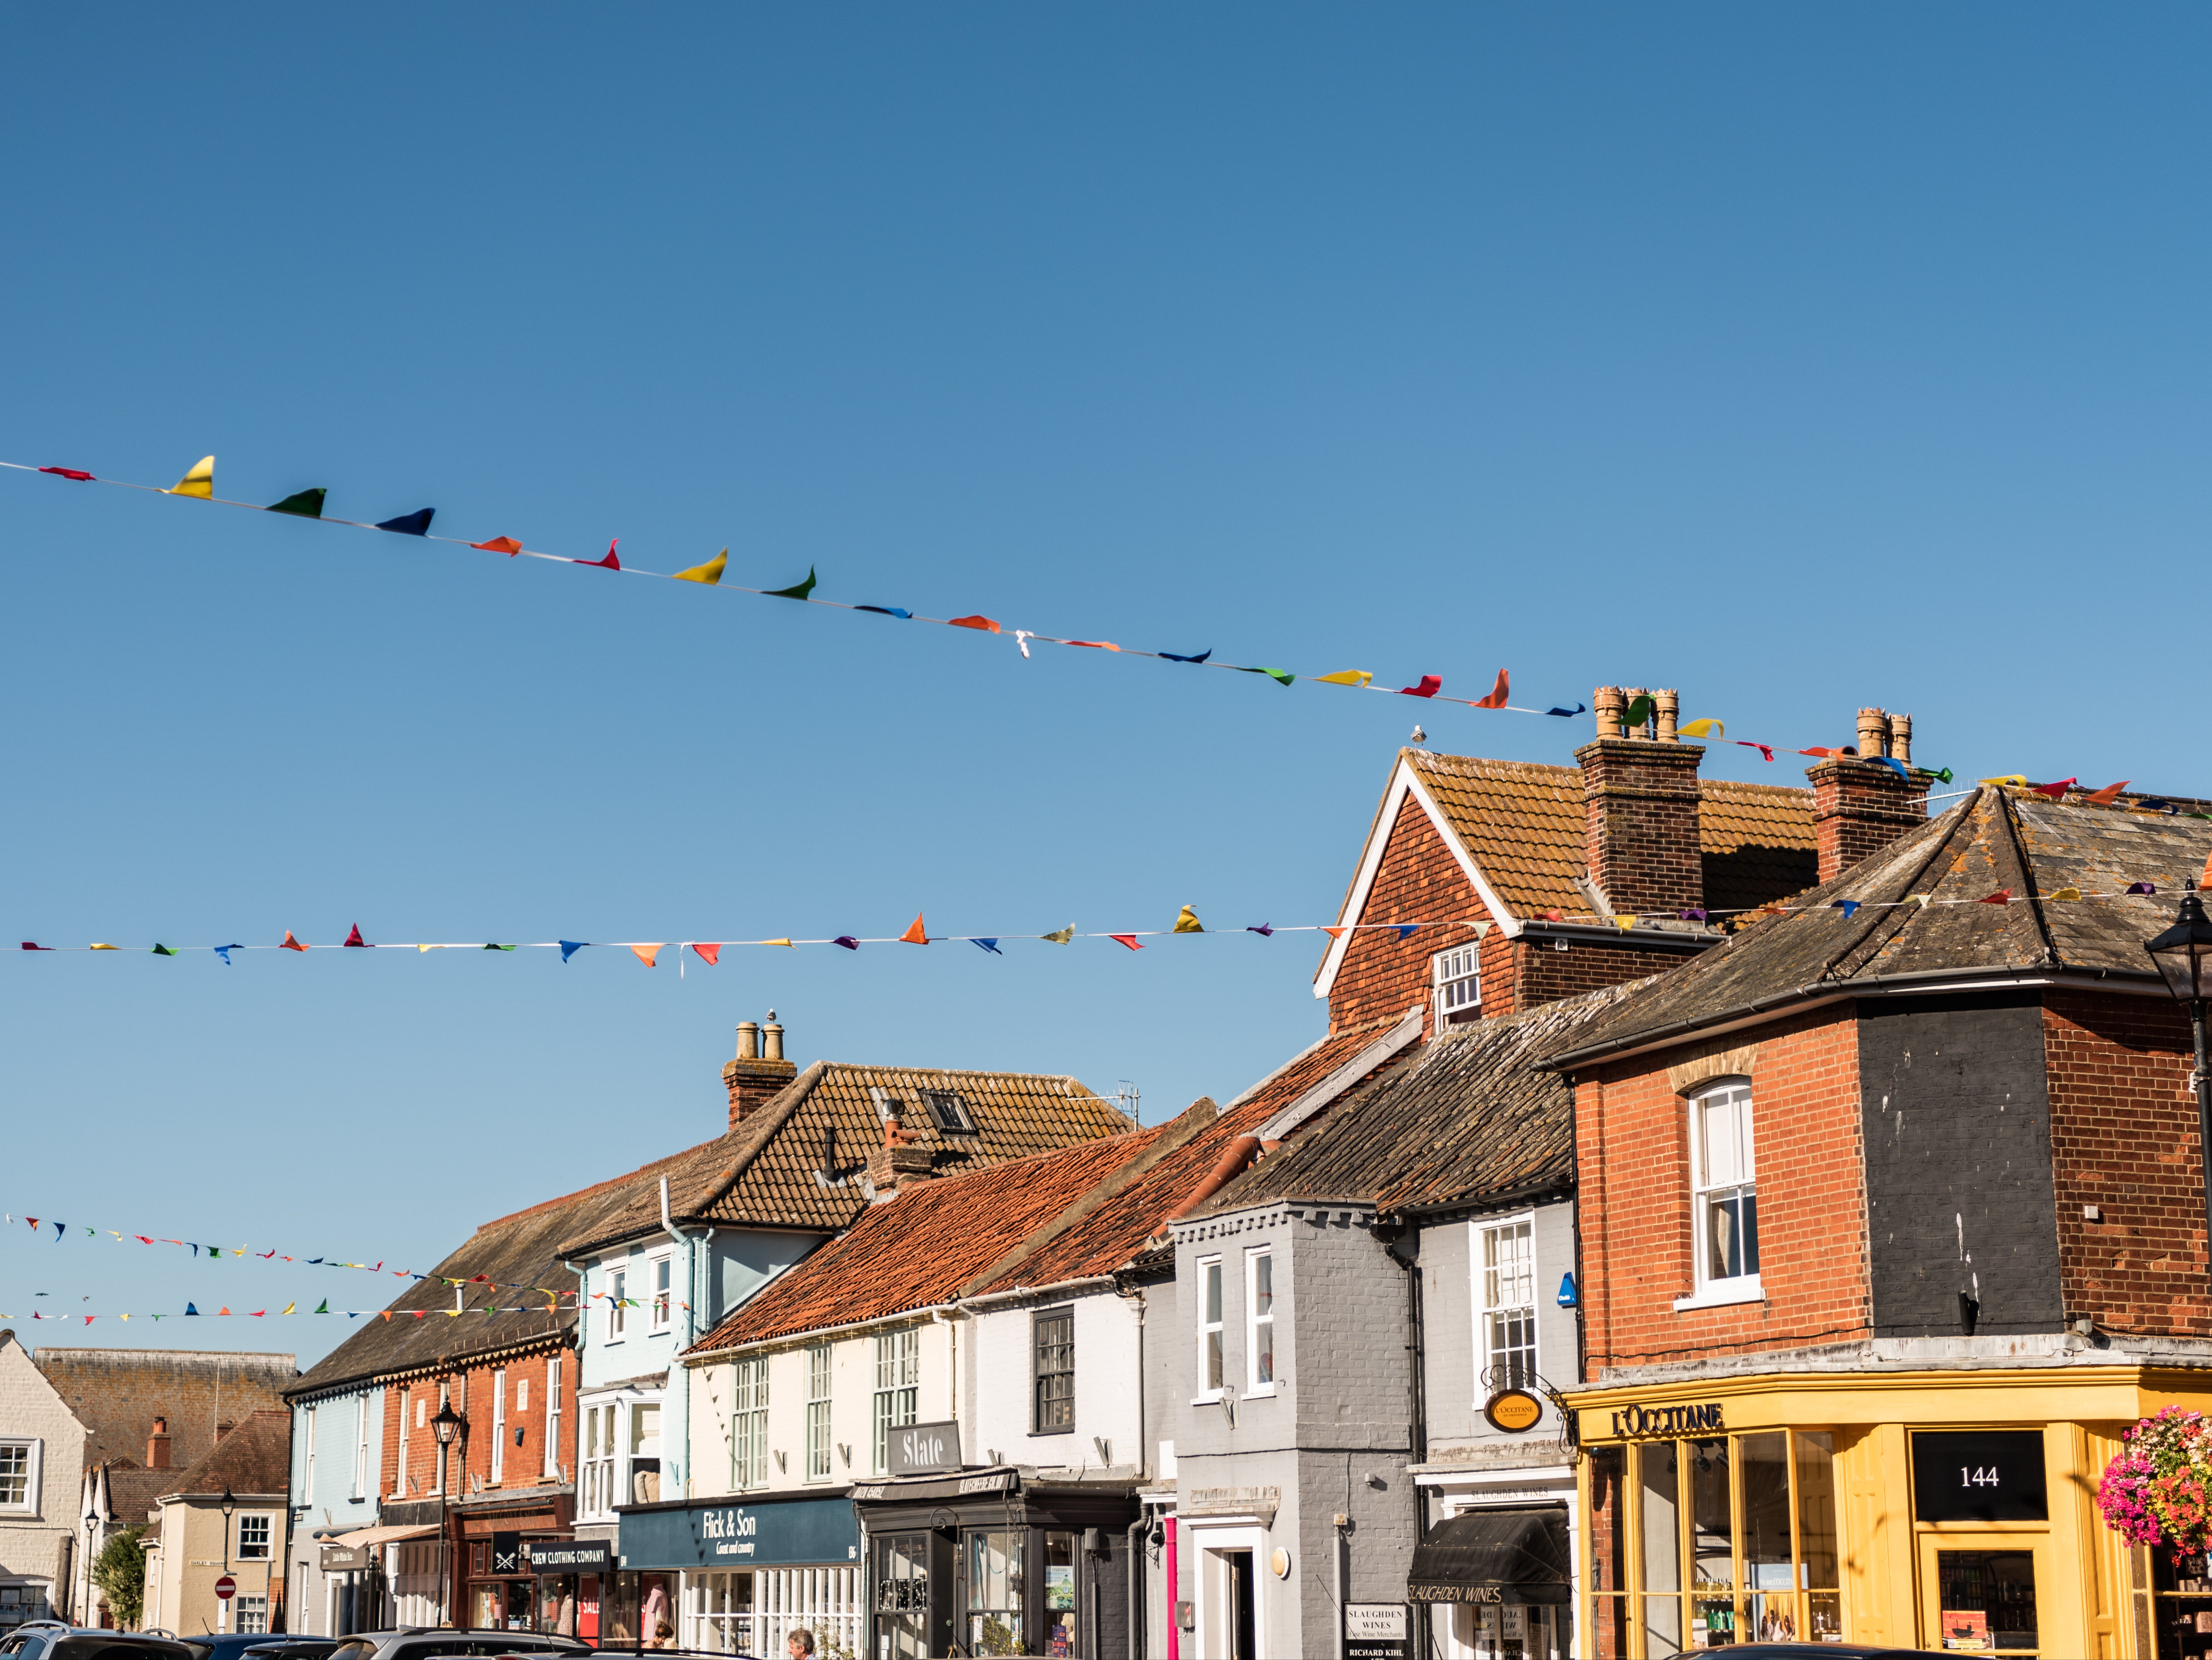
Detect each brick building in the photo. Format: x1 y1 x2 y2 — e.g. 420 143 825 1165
1549 779 2212 1657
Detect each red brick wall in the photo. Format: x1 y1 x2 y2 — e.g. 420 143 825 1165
378 1345 577 1499
1578 739 1706 915
1513 936 1683 1011
1575 1006 1871 1378
2043 990 2212 1336
1326 805 1494 1036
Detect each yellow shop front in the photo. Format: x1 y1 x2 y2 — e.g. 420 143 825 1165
1568 1367 2212 1659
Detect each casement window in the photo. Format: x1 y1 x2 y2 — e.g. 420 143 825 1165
0 1439 40 1513
543 1359 563 1479
237 1513 273 1559
1433 945 1482 1027
628 1403 662 1505
650 1254 673 1332
732 1357 769 1489
303 1408 317 1498
1197 1257 1225 1397
805 1345 834 1481
1032 1308 1075 1433
1246 1250 1276 1393
581 1402 617 1518
233 1595 268 1635
1479 1217 1537 1392
1692 1079 1760 1293
353 1401 371 1497
396 1388 411 1495
872 1329 921 1475
607 1267 628 1340
490 1369 507 1483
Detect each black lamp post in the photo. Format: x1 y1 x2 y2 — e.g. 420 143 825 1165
2147 891 2212 1278
219 1486 236 1632
430 1405 465 1629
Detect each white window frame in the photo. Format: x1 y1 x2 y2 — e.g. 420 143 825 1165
352 1401 370 1499
1432 944 1482 1027
606 1264 629 1342
1244 1249 1276 1396
233 1593 269 1635
543 1358 563 1480
580 1398 617 1520
1678 1078 1764 1310
649 1252 674 1333
490 1369 507 1483
804 1344 833 1482
1194 1256 1225 1402
731 1356 769 1490
396 1388 411 1498
303 1408 317 1500
871 1329 920 1476
0 1438 42 1515
1473 1212 1539 1400
237 1512 274 1560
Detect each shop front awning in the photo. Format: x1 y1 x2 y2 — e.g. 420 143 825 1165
328 1523 440 1548
1407 1507 1570 1606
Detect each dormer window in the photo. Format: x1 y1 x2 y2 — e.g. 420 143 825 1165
1433 946 1482 1027
923 1090 978 1134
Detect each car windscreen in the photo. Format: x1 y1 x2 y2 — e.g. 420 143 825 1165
52 1644 195 1660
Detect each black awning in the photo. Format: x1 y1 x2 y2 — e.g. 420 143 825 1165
1407 1505 1571 1606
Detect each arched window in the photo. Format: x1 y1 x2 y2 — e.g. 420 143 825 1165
1690 1079 1759 1291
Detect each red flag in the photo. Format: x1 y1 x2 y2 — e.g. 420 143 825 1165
1399 675 1442 698
949 615 1001 633
1110 934 1145 950
84 1315 93 1325
343 924 369 947
574 539 620 570
900 913 929 945
20 942 50 951
1544 909 1563 922
2029 778 2076 800
1473 668 1510 709
691 943 720 967
2084 780 2130 807
1799 747 1848 759
39 467 93 481
1066 639 1121 651
1737 742 1776 763
281 931 307 951
471 536 524 554
1979 889 2012 905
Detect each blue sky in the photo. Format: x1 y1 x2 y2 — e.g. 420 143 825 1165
2 7 2203 1365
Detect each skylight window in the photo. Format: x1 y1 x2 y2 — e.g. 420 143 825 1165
923 1089 979 1134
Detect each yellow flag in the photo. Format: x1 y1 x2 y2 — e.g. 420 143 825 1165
1979 775 2029 787
2047 887 2082 902
1678 718 1723 739
1614 915 1639 932
417 944 435 952
281 1301 295 1315
762 938 793 948
1174 906 1204 933
673 548 728 586
169 456 214 498
1042 925 1075 944
90 943 118 951
1314 670 1373 688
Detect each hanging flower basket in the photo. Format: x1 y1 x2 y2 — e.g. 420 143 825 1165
2101 1406 2212 1556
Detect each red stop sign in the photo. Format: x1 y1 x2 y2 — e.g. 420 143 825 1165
214 1575 237 1601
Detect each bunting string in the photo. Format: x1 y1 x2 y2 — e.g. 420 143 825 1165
1 455 1964 763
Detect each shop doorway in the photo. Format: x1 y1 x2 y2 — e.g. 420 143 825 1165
1919 1538 2047 1655
1202 1548 1256 1660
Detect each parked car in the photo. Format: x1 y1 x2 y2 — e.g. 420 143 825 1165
241 1644 340 1660
180 1637 334 1660
0 1631 196 1660
1715 1648 1950 1658
324 1633 592 1660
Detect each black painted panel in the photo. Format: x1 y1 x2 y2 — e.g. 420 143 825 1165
1857 995 2062 1337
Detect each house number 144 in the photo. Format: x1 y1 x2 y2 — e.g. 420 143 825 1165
1960 1467 2001 1487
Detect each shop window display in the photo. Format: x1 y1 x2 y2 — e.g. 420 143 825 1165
965 1530 1025 1656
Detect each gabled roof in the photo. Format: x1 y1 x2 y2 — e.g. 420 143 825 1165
1199 980 1641 1217
1549 786 2212 1067
689 1020 1415 1352
159 1408 291 1499
287 1155 682 1400
561 1062 1127 1255
1314 747 1817 996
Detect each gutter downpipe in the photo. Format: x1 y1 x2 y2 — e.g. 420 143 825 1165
1126 1515 1146 1660
1380 1220 1428 1660
659 1177 697 1498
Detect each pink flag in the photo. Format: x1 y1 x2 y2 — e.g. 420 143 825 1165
575 539 620 570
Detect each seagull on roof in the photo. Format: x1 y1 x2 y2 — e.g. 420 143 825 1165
1410 725 1427 744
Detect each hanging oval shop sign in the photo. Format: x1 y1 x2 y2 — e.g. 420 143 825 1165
1483 1388 1545 1433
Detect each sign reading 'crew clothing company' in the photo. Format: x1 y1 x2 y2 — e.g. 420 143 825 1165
886 1419 963 1477
1608 1402 1725 1439
523 1541 611 1573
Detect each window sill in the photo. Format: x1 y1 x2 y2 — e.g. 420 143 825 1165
1673 1278 1764 1312
1243 1385 1278 1399
1191 1392 1225 1407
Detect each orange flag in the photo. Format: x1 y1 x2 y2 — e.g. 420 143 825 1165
217 1307 231 1316
632 944 662 967
1322 926 1348 939
2201 848 2212 892
691 943 720 967
281 931 307 951
471 536 524 554
2084 780 2131 807
949 615 1001 633
900 914 929 945
1474 668 1510 709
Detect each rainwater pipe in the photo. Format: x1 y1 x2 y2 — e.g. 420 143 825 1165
659 1177 700 1497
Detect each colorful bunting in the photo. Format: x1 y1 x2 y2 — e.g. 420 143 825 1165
1395 924 1418 941
1042 926 1074 944
1067 639 1121 652
1315 670 1374 688
168 456 214 499
375 509 434 536
471 536 524 553
690 943 720 966
1678 719 1724 739
343 924 369 947
1399 676 1442 699
1174 907 1204 934
1834 901 1860 918
949 615 999 633
152 944 175 956
2047 888 2082 902
901 914 929 945
1544 704 1587 719
89 943 118 951
281 931 306 951
1614 916 1639 932
1980 889 2012 905
2085 781 2131 807
673 549 728 586
559 941 587 961
1623 694 1656 728
39 466 93 481
1160 650 1212 664
19 942 49 950
1738 742 1776 762
2030 778 2077 800
631 944 662 967
765 566 818 600
1246 924 1274 937
833 936 860 950
973 938 1002 955
1473 669 1510 710
266 488 327 518
1110 935 1144 950
1235 666 1295 685
856 606 910 619
576 540 621 571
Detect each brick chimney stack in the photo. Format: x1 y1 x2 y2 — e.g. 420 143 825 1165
146 1417 170 1470
1809 707 1929 883
723 1011 798 1130
1577 686 1706 916
866 1103 934 1202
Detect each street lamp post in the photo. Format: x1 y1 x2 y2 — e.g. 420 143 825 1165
219 1487 236 1635
430 1404 465 1631
2146 892 2212 1278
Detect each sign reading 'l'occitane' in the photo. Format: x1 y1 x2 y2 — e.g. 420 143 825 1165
1609 1402 1724 1438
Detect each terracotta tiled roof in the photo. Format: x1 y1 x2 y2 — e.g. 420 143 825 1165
1550 787 2212 1066
1394 748 1817 921
561 1062 1129 1254
691 1133 1159 1349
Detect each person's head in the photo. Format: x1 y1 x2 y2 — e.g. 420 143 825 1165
786 1629 816 1658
